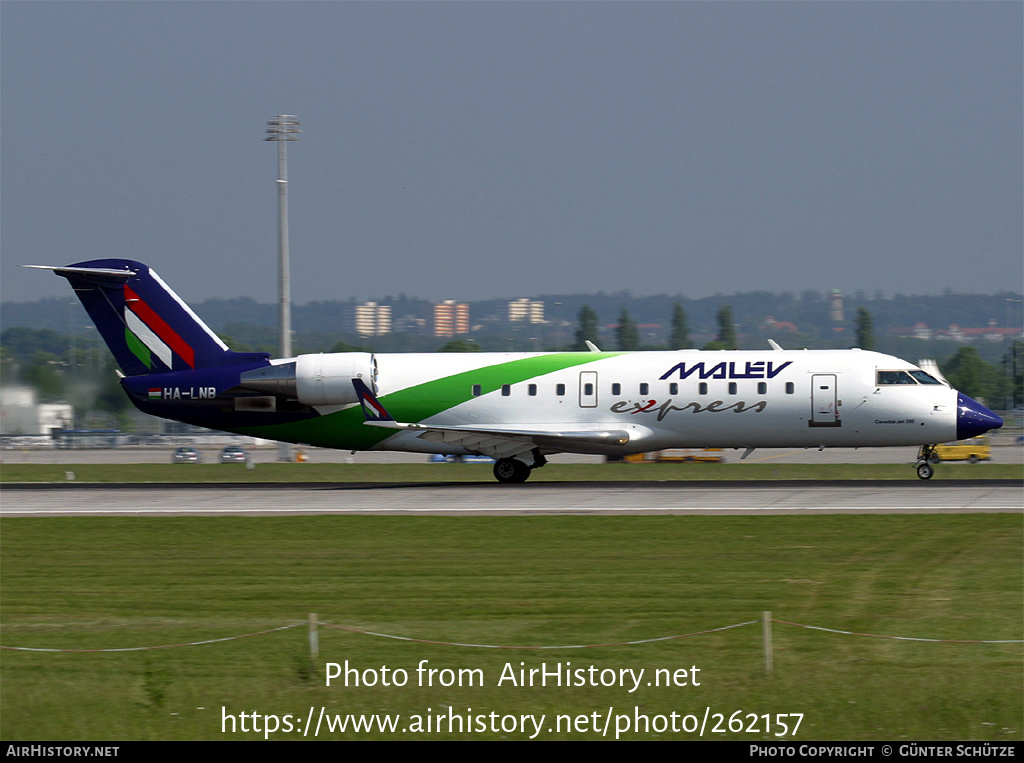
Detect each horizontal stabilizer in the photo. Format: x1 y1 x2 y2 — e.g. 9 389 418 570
23 264 138 281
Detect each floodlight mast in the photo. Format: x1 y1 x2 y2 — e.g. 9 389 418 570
265 115 300 360
265 115 300 462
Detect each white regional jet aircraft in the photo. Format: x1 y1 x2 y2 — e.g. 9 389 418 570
29 260 1003 482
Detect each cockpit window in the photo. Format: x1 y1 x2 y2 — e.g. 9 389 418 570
876 370 917 385
876 369 944 386
909 370 942 385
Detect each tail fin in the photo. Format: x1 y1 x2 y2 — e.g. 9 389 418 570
25 259 268 376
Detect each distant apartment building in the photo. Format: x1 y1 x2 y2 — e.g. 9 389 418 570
434 300 470 337
353 302 392 336
508 298 544 324
828 289 844 323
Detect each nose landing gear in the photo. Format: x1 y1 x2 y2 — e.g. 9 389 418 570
915 445 936 480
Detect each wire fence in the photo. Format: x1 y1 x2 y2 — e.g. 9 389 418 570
3 614 1020 657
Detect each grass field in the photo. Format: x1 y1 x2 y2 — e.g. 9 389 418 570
2 461 1021 483
1 514 1021 740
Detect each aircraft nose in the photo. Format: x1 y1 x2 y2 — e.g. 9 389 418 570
956 393 1003 440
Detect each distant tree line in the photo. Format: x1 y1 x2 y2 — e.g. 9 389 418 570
5 290 1020 346
3 311 1022 414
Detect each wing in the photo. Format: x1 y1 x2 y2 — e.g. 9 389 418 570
351 378 630 460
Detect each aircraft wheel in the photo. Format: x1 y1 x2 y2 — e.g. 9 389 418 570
916 462 934 481
969 455 979 464
494 458 530 484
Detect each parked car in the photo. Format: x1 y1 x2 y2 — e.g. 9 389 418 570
220 445 248 464
172 446 202 463
428 454 494 463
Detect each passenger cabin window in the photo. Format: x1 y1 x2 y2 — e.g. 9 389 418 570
785 382 794 394
669 383 678 395
757 382 767 395
698 382 708 395
472 384 482 397
556 383 566 396
501 384 511 396
583 383 594 396
728 382 737 395
877 370 917 385
611 383 621 395
639 383 649 395
528 384 537 396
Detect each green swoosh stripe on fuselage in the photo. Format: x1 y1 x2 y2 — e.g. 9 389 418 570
235 351 622 450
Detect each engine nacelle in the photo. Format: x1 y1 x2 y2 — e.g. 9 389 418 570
238 352 375 406
295 352 375 406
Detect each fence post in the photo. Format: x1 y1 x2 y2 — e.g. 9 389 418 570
309 613 319 661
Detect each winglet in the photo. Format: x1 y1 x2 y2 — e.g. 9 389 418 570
352 378 398 426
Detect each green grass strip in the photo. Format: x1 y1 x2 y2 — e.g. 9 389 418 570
1 515 1020 740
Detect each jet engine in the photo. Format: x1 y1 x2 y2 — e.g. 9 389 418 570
238 352 375 406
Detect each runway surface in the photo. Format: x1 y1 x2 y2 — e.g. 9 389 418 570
3 480 1020 515
3 440 1023 465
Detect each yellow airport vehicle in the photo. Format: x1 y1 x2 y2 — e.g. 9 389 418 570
612 449 725 464
931 436 991 463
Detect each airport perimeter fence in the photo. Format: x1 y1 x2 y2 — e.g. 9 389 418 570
3 613 1021 675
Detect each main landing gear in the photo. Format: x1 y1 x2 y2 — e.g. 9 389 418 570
915 445 936 480
493 450 547 484
493 458 530 483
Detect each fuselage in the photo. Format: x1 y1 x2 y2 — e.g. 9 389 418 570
124 348 975 456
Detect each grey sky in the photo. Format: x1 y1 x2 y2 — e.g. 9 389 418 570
2 1 1021 305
